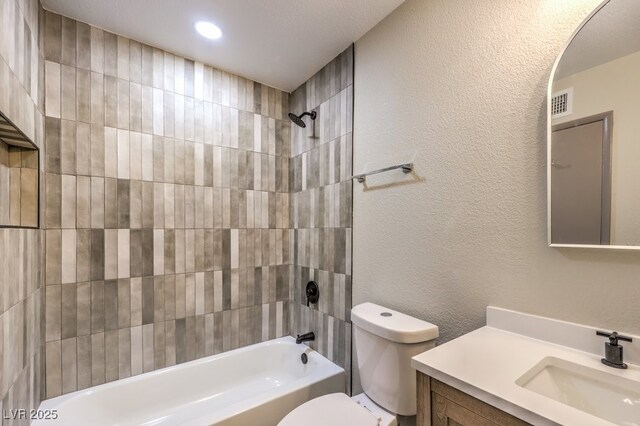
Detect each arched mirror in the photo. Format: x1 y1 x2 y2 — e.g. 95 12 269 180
548 0 640 249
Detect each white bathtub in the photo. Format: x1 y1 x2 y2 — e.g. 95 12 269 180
36 337 345 426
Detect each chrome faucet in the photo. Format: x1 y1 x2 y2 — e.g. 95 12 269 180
296 332 315 344
596 330 632 369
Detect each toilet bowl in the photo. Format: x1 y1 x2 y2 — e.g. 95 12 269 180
278 392 395 426
279 303 438 426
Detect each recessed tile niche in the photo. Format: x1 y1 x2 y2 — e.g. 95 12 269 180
0 111 39 228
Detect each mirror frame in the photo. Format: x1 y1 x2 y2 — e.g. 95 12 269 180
545 0 640 250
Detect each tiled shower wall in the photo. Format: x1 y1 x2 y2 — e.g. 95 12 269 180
289 46 354 392
0 0 45 419
42 11 293 398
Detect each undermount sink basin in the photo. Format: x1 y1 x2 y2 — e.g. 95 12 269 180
516 357 640 425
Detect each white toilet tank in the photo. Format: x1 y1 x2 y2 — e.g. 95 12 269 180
351 303 438 416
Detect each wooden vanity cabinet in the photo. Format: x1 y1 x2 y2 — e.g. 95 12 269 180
417 373 531 426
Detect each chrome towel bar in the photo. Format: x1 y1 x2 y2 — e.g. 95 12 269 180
352 163 413 183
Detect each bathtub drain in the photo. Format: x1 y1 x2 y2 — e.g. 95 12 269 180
301 353 308 364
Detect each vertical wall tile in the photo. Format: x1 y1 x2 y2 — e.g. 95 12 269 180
61 338 77 394
45 230 62 285
91 332 105 385
44 11 62 62
131 325 143 376
45 61 61 118
90 27 104 73
117 79 130 130
117 36 130 81
90 177 104 228
105 330 118 382
104 32 117 77
77 176 91 228
61 175 76 229
118 230 130 279
77 22 91 70
61 230 76 284
61 65 76 120
104 76 117 127
77 282 91 336
45 285 61 341
77 335 92 390
118 328 131 379
61 16 77 66
45 341 62 398
142 324 154 372
129 41 142 84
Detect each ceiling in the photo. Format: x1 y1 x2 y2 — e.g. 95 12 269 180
555 0 640 80
41 0 405 92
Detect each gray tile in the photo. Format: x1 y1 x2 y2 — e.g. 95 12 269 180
91 332 105 385
104 76 118 128
117 179 130 228
45 117 61 174
61 338 77 394
76 22 91 70
153 276 165 323
44 173 61 229
118 328 131 379
142 324 154 372
175 318 186 364
90 281 105 333
129 41 142 83
118 279 131 328
61 66 76 121
117 79 130 130
130 230 142 278
76 282 91 336
61 283 77 339
90 230 105 279
104 178 117 228
164 275 176 321
154 321 166 369
105 330 118 382
90 124 105 177
45 341 61 398
91 73 104 125
142 277 154 325
45 285 61 341
77 335 92 389
44 11 62 62
141 44 154 87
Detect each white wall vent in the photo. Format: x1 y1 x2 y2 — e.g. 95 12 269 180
551 88 573 119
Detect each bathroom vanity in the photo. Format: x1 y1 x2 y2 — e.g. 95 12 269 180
412 307 640 426
417 374 528 426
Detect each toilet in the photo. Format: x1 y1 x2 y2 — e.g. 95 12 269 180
279 302 438 426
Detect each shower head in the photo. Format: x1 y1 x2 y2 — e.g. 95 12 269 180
288 111 317 128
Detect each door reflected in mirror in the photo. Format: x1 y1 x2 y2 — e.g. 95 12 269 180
549 0 640 248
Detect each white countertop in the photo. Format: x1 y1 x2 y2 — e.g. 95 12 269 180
412 318 640 425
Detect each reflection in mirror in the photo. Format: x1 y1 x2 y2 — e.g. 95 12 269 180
549 0 640 247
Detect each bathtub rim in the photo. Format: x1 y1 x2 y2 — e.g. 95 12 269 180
37 335 345 425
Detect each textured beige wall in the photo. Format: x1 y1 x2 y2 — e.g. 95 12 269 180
352 0 640 345
554 51 640 245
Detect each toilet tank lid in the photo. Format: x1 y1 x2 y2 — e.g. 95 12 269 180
351 303 439 344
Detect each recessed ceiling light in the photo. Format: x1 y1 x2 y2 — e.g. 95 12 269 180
194 21 222 40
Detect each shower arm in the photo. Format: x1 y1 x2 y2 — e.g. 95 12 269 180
298 111 316 119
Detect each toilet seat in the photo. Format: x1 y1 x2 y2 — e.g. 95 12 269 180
278 393 379 426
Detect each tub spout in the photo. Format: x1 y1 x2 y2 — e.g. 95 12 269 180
296 332 315 344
